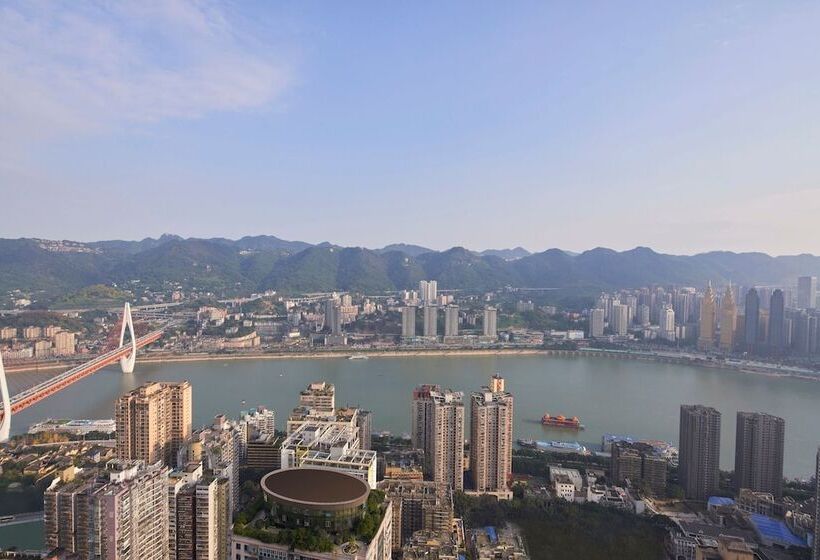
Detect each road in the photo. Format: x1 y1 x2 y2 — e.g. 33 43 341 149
0 511 43 527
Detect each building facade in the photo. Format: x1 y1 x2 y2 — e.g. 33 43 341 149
469 375 513 495
402 306 417 338
679 405 721 501
115 381 193 467
734 412 785 498
698 284 716 351
483 307 497 338
719 285 737 352
411 385 464 491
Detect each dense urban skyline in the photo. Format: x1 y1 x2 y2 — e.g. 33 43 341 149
2 2 820 254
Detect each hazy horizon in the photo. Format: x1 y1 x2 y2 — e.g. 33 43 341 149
2 2 819 255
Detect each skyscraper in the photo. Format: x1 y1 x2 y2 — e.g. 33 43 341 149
589 308 605 338
768 290 785 355
698 284 716 351
411 385 464 491
469 375 514 494
444 305 459 337
679 405 721 501
744 288 760 353
423 305 438 338
483 307 497 338
401 306 416 338
116 381 192 467
734 412 785 498
719 285 737 353
797 276 818 310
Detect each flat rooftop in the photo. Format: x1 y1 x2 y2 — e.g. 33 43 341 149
261 467 369 509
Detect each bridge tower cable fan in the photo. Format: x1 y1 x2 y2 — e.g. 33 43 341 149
119 302 137 374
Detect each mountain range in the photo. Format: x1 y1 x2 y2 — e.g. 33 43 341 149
1 235 819 303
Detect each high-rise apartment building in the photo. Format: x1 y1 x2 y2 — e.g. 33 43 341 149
423 305 438 338
377 480 453 552
116 381 192 467
483 307 497 338
45 460 171 560
610 303 629 336
589 308 605 338
444 305 459 337
169 470 230 560
469 375 513 494
698 284 716 351
402 306 417 338
734 412 785 498
814 447 819 560
419 280 438 303
659 305 676 341
610 442 668 497
719 285 737 353
744 288 761 354
798 276 818 310
768 290 785 355
679 405 721 501
411 385 464 491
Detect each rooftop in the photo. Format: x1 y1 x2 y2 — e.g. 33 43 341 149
261 467 369 508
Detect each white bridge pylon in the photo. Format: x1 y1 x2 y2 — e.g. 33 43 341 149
0 352 10 442
119 302 137 374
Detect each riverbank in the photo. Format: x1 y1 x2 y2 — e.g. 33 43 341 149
7 346 819 383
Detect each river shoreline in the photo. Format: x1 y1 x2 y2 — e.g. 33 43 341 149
7 346 819 383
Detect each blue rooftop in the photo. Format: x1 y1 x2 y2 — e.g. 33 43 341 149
485 526 498 544
707 496 735 508
750 513 808 548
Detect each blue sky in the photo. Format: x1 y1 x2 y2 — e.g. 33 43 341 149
1 1 819 255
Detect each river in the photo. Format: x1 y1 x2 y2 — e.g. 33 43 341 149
8 354 820 478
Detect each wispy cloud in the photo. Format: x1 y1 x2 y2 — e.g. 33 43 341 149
0 1 292 151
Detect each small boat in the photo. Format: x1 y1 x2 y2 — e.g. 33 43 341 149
348 354 369 360
541 413 585 430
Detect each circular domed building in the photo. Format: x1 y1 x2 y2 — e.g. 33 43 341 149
260 467 370 531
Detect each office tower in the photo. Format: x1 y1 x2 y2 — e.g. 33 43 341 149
325 298 342 335
674 292 692 325
719 285 737 353
814 448 819 560
298 381 335 414
611 303 629 336
423 305 438 338
411 385 464 491
402 306 417 338
169 471 230 560
768 290 786 355
588 308 605 337
469 375 514 494
444 305 459 337
698 284 716 350
744 288 760 353
679 405 721 501
483 306 498 338
734 412 785 498
798 276 818 310
46 461 170 560
659 305 676 341
116 381 192 467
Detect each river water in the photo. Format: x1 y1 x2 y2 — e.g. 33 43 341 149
8 354 820 477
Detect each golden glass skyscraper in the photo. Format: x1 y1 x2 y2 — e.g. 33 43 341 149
719 285 737 352
697 283 716 351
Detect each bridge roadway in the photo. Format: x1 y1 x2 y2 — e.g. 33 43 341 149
2 329 164 417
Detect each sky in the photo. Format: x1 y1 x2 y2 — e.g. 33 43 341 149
1 1 819 256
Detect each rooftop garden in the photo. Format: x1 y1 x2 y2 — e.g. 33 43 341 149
233 488 387 553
